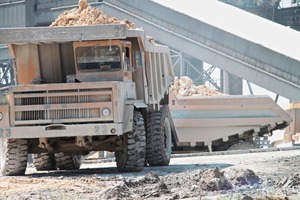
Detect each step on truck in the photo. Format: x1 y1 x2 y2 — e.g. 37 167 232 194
0 24 174 175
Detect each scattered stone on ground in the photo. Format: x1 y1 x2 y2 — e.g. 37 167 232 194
98 167 265 199
225 168 260 187
1 151 300 200
171 76 224 96
199 168 232 191
279 173 300 189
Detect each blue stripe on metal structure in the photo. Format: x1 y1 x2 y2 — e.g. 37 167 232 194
171 109 277 119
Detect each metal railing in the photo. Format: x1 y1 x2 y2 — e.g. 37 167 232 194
0 59 14 87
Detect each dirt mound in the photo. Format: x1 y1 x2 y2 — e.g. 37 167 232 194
99 168 261 199
199 168 232 191
171 76 224 96
99 172 169 199
225 168 260 187
50 0 134 29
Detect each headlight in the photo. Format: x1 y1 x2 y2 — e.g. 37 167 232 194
0 112 3 121
102 108 110 117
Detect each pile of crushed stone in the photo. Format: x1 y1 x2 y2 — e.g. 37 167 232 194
171 76 224 96
99 167 261 199
50 0 134 29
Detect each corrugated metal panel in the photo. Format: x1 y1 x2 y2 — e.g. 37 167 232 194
0 1 25 27
0 0 22 3
34 0 95 26
36 0 94 11
0 45 10 61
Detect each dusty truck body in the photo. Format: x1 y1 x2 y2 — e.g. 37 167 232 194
169 91 292 152
0 24 174 175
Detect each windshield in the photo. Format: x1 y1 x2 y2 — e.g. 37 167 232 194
76 45 121 71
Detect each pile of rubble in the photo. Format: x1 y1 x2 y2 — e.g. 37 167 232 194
170 76 224 96
99 167 261 199
50 0 134 29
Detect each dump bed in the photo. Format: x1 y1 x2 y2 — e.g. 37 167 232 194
169 92 292 151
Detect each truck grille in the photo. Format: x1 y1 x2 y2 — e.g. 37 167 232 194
11 84 114 125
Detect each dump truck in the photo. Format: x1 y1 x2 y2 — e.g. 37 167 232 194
168 90 292 152
0 24 174 175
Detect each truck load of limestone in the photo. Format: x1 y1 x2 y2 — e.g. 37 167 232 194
50 0 156 45
170 76 224 96
50 0 134 28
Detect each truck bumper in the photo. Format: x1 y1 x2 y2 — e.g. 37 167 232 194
0 123 123 139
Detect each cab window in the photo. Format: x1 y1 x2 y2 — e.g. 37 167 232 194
76 45 121 71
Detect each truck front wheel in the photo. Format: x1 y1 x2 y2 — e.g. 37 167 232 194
115 111 146 172
33 153 56 171
0 139 28 176
146 106 172 166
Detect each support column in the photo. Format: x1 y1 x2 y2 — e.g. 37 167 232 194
188 57 203 85
223 71 243 95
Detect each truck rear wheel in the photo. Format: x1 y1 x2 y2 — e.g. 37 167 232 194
0 139 28 176
33 153 56 171
146 106 172 166
115 111 146 172
54 153 81 170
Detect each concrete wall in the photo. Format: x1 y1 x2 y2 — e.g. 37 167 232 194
0 1 26 27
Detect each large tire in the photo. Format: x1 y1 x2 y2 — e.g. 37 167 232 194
146 106 172 166
0 139 28 176
54 153 81 170
115 111 146 172
33 153 56 171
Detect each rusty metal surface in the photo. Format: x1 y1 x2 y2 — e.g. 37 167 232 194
4 123 123 139
0 24 127 44
7 82 117 126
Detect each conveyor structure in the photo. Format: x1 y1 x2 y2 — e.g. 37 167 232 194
66 0 300 101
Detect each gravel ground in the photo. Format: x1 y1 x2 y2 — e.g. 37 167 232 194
0 149 299 200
